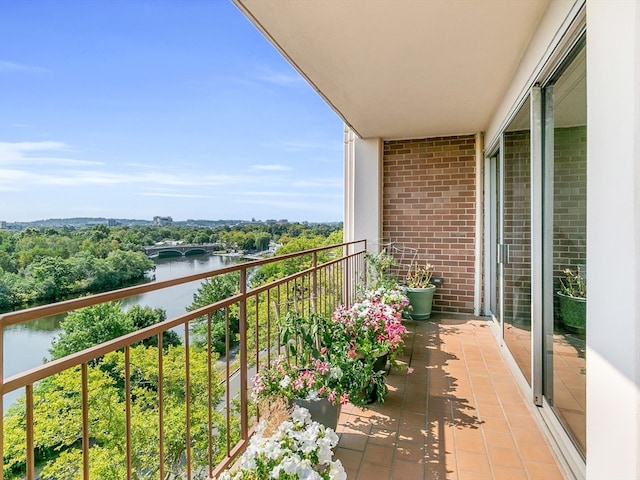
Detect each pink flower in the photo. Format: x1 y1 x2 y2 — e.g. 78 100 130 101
407 367 414 375
314 360 330 374
328 389 337 403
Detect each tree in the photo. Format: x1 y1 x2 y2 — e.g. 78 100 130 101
105 250 154 285
3 345 231 480
125 305 181 349
49 302 135 360
254 232 271 252
0 270 23 310
49 303 181 361
24 256 75 301
188 272 240 355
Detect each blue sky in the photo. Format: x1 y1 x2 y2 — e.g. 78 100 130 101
0 0 344 223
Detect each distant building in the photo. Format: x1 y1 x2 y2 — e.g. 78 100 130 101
0 221 6 229
153 216 173 226
107 218 117 227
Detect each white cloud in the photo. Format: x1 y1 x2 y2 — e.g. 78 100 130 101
257 70 303 87
240 190 341 199
252 164 291 172
291 178 343 189
0 60 50 74
0 141 102 167
136 192 209 199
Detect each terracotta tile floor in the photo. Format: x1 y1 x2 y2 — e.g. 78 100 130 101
334 314 567 480
504 321 586 455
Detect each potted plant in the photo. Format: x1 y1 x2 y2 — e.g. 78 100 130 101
363 248 399 291
217 401 347 480
331 288 409 403
251 312 374 427
404 262 437 320
557 267 586 333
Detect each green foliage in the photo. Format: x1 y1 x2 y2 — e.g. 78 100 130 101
0 270 24 310
363 249 398 291
24 256 75 300
256 232 343 282
248 261 282 286
559 267 586 298
49 303 135 360
188 272 240 355
254 231 271 251
125 304 181 349
49 303 180 361
0 223 342 311
253 312 380 409
3 345 231 480
3 366 123 479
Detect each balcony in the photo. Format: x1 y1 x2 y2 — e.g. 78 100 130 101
1 241 566 479
335 314 566 480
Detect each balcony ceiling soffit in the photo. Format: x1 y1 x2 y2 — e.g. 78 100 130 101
235 0 551 140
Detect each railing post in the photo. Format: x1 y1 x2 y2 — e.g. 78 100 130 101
345 249 351 306
239 266 248 439
312 251 318 312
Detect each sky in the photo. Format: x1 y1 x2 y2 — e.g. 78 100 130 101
0 0 344 223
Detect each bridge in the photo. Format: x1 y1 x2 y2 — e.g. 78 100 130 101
144 243 220 258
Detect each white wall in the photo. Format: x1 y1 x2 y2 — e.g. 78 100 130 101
343 127 382 252
485 0 580 149
586 2 640 479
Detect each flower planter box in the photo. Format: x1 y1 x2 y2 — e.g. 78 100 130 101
291 397 341 431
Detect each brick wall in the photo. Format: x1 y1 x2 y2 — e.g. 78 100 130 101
553 125 587 298
382 135 476 314
503 130 532 324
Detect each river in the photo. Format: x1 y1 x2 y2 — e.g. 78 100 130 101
2 254 241 412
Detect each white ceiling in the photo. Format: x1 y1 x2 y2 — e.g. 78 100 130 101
234 0 552 140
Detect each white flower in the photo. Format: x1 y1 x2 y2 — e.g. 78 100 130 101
279 374 292 389
294 458 318 479
291 404 312 424
306 389 320 401
324 427 339 447
281 453 303 475
317 441 333 464
217 404 342 480
329 460 347 480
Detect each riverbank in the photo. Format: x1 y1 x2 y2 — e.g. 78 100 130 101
2 253 243 412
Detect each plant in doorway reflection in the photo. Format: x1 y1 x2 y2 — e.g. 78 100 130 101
559 267 586 298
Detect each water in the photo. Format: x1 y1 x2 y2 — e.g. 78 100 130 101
2 254 240 412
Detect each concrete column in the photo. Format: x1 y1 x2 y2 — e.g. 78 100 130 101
343 126 382 252
586 2 639 479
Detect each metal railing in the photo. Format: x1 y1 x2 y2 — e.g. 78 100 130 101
1 240 367 480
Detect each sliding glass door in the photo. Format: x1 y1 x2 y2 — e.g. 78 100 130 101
543 42 587 458
488 99 533 385
487 39 586 461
